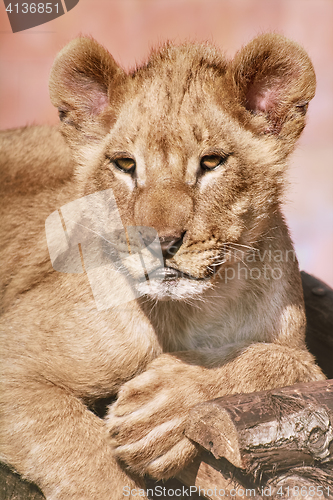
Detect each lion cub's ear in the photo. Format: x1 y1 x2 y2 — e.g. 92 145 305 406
49 37 126 142
228 34 316 145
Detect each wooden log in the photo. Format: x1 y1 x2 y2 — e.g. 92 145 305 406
177 452 264 499
178 455 333 499
266 464 333 499
185 379 333 473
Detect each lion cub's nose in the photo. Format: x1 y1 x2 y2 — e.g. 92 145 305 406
158 234 184 260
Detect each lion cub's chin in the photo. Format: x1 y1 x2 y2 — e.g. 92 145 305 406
136 276 213 301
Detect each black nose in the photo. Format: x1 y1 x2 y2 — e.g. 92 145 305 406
159 234 184 260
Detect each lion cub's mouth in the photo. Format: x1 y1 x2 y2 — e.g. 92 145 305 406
143 266 202 282
136 265 214 301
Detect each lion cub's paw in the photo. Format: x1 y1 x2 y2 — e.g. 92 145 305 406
105 355 203 478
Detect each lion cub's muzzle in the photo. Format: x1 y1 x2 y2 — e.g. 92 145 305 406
139 232 200 281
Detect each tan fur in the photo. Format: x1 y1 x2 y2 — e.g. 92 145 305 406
0 34 325 499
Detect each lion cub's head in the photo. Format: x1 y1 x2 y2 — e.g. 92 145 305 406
49 34 315 301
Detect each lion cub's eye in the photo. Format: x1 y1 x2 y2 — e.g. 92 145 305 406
200 154 227 171
113 157 136 174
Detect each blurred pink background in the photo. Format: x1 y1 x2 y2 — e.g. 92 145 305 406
1 0 332 286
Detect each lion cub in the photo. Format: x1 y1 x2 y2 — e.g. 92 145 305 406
0 34 325 499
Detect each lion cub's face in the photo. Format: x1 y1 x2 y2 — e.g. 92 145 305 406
49 36 315 300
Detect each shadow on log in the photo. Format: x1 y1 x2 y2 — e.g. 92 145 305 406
303 272 333 379
0 463 44 500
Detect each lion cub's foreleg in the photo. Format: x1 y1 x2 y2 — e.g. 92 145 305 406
0 380 144 500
